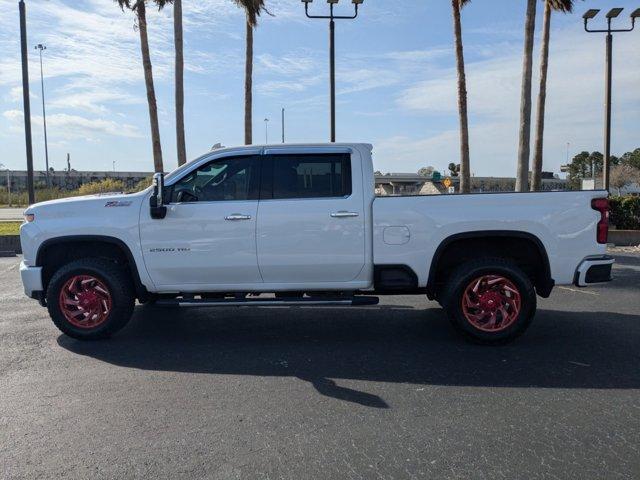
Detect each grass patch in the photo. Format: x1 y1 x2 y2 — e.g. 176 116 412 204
0 222 21 236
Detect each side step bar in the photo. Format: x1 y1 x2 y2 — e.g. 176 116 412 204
156 296 379 308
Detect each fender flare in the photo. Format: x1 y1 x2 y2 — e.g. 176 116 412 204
36 235 150 299
426 230 554 298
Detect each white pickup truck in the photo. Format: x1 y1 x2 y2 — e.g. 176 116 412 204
20 143 613 344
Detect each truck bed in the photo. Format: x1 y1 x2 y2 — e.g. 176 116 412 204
372 190 608 287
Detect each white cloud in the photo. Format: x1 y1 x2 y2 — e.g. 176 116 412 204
49 90 143 114
392 26 640 176
3 109 142 140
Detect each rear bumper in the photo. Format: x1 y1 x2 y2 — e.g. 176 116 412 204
574 255 614 287
20 261 43 298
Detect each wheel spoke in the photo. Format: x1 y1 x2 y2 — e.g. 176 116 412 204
59 275 112 329
461 274 522 333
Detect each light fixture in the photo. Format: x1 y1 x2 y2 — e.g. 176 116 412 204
301 0 313 4
606 8 624 19
327 0 339 4
583 9 600 20
352 0 364 4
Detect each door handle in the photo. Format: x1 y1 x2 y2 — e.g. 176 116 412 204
225 214 252 221
330 211 359 218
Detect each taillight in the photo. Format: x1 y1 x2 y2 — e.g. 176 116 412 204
591 197 609 244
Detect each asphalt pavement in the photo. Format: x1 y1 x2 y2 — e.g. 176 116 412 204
1 251 639 479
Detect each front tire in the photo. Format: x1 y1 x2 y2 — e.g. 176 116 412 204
46 258 135 340
441 258 536 345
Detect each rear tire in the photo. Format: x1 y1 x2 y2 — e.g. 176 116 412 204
46 258 135 340
441 258 536 345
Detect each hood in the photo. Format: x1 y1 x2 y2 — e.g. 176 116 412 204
24 189 149 215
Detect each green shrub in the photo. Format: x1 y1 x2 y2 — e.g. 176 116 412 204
610 195 640 230
128 177 153 193
0 187 69 207
77 179 126 196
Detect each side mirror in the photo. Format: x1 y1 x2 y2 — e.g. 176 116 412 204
150 172 167 219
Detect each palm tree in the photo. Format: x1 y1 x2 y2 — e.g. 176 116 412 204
451 0 471 193
116 0 164 172
530 0 575 191
233 0 268 145
173 0 187 166
515 0 537 192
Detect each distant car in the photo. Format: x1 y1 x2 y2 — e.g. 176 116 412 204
20 143 613 344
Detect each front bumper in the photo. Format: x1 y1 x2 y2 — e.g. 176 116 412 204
574 255 614 287
20 261 43 298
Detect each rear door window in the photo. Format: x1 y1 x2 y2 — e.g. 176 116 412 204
265 153 351 199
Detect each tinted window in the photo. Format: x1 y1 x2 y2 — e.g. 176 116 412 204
270 154 351 199
171 155 260 202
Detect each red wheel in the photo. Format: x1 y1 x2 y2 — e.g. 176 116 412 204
47 258 135 340
441 258 536 344
59 275 113 329
461 275 521 332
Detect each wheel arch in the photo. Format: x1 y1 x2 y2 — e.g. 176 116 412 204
36 235 149 300
426 230 553 299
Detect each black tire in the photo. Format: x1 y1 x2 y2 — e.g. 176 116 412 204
441 257 536 345
46 258 135 340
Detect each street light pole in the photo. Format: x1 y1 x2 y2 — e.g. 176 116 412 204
583 7 639 191
264 118 269 144
35 44 50 188
303 0 364 143
329 14 335 142
19 0 35 205
281 107 285 143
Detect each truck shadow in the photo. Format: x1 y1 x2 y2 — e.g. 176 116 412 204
57 305 640 408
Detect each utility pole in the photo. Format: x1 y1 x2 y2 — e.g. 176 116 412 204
19 0 35 204
35 44 50 188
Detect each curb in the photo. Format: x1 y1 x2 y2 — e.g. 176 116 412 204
0 235 22 254
609 230 640 247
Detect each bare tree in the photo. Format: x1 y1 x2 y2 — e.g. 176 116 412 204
610 164 640 196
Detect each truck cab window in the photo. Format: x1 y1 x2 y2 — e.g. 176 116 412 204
171 155 260 202
269 154 351 199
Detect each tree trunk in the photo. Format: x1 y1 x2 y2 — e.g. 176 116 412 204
531 1 551 192
244 18 253 145
137 0 163 173
174 0 186 166
516 0 537 192
452 0 471 194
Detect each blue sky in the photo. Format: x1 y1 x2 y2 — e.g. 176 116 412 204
1 0 639 176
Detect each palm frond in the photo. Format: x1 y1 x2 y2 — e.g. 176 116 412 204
547 0 577 14
232 0 270 27
153 0 173 10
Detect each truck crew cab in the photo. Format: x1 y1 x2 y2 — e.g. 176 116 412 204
20 144 613 344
